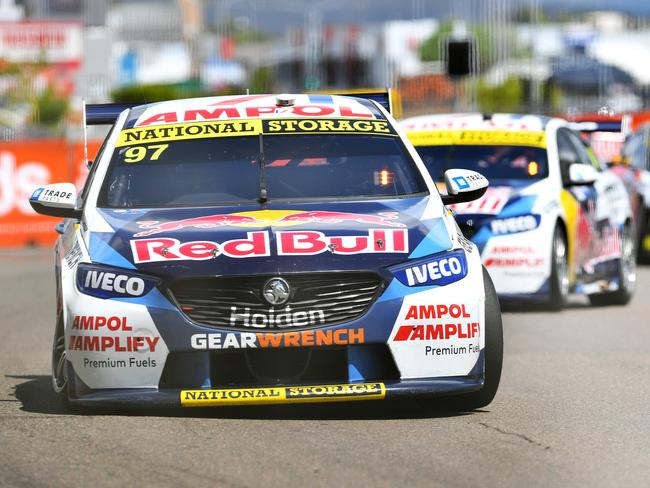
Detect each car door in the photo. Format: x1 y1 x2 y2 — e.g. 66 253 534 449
557 128 597 276
564 128 629 276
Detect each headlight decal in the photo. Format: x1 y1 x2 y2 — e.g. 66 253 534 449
76 263 160 299
489 214 541 235
391 250 468 287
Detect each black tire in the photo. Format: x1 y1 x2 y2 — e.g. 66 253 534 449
636 204 649 263
52 315 75 410
420 267 503 412
588 223 637 306
546 224 569 311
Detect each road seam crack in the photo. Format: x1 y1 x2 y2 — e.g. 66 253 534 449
478 422 551 450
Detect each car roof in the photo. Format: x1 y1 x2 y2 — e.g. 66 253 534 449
400 113 557 133
124 93 387 128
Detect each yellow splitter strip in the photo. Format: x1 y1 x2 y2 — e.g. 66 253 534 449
181 382 386 407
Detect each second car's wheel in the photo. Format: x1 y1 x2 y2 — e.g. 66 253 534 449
546 224 569 311
419 267 503 412
636 203 649 263
589 222 637 306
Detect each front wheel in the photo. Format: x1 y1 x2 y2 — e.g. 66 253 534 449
52 316 76 410
546 225 569 310
419 267 503 412
588 223 637 306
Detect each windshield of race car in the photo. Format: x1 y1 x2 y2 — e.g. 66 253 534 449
99 118 428 207
414 145 548 181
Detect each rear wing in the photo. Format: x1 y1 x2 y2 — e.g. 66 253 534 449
567 114 631 136
84 102 139 125
569 121 622 132
83 89 396 126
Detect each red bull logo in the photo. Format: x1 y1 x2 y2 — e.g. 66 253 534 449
131 229 408 263
133 210 404 237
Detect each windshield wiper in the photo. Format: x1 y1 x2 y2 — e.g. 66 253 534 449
257 133 268 204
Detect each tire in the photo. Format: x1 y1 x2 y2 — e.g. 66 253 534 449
52 315 74 410
588 223 637 306
636 204 649 263
546 224 569 311
420 267 504 412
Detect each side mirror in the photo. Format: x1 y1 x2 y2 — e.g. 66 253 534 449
566 163 598 186
441 169 489 204
29 183 82 219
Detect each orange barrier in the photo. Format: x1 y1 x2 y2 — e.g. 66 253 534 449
0 139 100 247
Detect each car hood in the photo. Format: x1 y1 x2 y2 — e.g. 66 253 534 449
86 197 452 279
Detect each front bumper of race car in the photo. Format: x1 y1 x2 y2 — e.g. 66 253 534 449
66 377 484 409
61 244 488 407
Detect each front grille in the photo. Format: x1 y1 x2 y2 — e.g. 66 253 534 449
168 272 384 329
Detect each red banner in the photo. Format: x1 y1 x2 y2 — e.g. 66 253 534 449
0 139 100 246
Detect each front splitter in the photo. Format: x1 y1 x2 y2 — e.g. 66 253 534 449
69 377 483 409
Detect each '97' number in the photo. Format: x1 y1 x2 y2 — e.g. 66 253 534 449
123 144 168 163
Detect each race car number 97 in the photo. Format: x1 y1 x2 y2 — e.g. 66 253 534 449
123 144 169 163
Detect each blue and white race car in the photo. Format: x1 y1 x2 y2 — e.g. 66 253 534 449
30 93 502 411
402 113 636 309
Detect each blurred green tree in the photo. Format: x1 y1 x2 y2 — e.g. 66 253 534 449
32 87 68 127
249 66 274 93
477 76 523 112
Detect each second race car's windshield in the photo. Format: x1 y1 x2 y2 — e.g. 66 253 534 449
414 145 548 181
99 120 428 208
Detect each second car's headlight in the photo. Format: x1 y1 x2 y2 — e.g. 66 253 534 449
390 250 468 287
489 214 540 235
76 263 160 299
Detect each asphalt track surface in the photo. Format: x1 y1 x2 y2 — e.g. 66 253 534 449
0 248 648 488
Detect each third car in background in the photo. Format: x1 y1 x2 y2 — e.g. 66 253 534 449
401 113 636 309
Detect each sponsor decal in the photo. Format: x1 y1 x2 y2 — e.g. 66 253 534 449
116 120 261 147
119 118 393 147
68 315 160 352
76 263 159 299
583 226 623 272
393 322 480 341
131 229 408 263
180 382 385 406
190 328 364 350
228 306 325 329
134 209 404 237
391 304 481 356
31 188 73 202
407 129 547 148
484 245 544 267
457 233 473 253
81 357 157 369
392 250 467 287
64 240 83 268
452 176 470 189
136 104 375 127
276 229 407 256
265 119 394 135
490 214 541 235
131 231 270 263
449 187 510 215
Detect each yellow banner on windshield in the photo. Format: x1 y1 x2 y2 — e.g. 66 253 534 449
407 129 547 148
117 118 397 147
116 119 263 147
